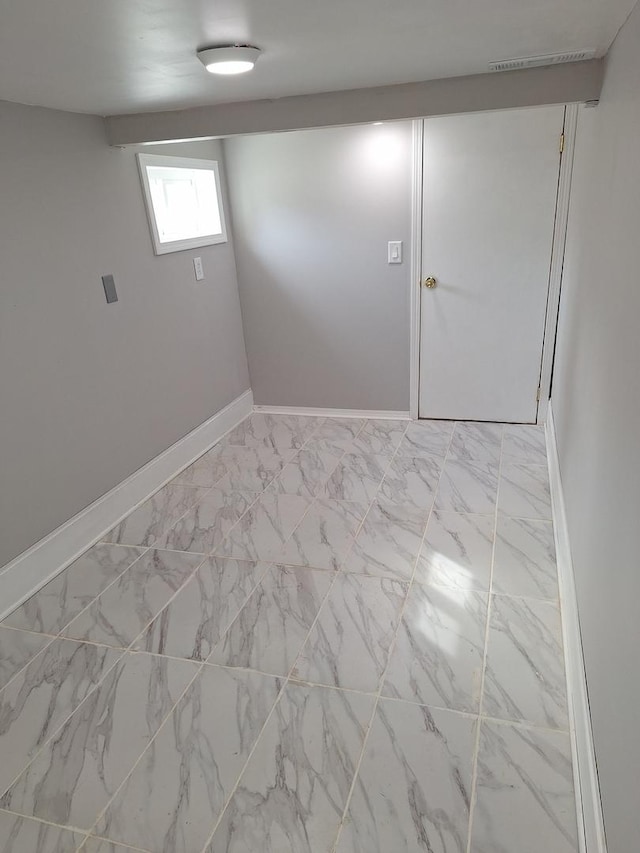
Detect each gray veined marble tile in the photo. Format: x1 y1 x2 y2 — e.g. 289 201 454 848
80 840 140 853
336 700 476 853
382 584 488 713
206 682 375 853
62 549 203 648
103 484 208 547
351 418 408 456
498 463 552 520
209 446 289 493
378 453 442 509
215 492 312 562
0 810 84 853
396 420 454 457
270 445 343 498
292 573 407 692
448 421 504 464
280 498 367 571
414 511 494 591
3 544 146 636
225 413 320 453
502 424 547 466
305 418 364 453
158 488 257 554
342 499 428 581
135 558 269 662
471 720 577 853
0 639 121 796
170 444 227 487
0 627 50 692
483 595 568 730
493 517 558 600
208 565 333 676
96 666 282 853
323 452 389 504
0 651 198 829
434 457 499 515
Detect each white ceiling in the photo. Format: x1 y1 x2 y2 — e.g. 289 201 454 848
0 0 634 116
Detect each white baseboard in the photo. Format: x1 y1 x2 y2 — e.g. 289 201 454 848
253 405 412 420
546 402 607 853
0 389 253 621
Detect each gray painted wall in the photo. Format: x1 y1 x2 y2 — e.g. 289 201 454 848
0 100 250 566
223 122 413 411
552 4 640 850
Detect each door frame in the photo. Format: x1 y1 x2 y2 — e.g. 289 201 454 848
409 105 579 424
408 118 424 420
536 103 579 422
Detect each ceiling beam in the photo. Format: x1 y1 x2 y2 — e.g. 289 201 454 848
105 60 603 146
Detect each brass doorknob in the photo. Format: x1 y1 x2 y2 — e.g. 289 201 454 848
423 276 437 288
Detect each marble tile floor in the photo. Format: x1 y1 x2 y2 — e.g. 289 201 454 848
0 413 577 852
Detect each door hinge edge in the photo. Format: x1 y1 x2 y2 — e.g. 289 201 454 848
559 132 565 154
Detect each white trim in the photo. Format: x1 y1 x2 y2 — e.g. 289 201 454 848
537 104 579 422
409 118 424 420
253 405 410 420
0 389 253 621
136 153 228 255
546 402 607 853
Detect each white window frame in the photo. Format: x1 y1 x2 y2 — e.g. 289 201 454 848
136 153 228 255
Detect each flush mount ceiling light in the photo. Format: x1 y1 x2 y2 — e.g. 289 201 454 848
197 45 261 75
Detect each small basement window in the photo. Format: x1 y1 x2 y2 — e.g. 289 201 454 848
137 153 228 255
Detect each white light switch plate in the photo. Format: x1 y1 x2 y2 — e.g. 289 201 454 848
388 241 403 264
193 257 204 281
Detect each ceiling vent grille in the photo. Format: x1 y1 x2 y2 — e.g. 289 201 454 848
489 50 596 72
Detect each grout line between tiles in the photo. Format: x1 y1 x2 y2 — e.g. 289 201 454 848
363 693 570 735
77 835 152 853
464 423 505 853
0 805 88 833
150 544 209 557
0 623 60 641
489 589 560 604
77 835 151 853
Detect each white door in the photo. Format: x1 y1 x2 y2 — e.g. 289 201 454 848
418 106 564 422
